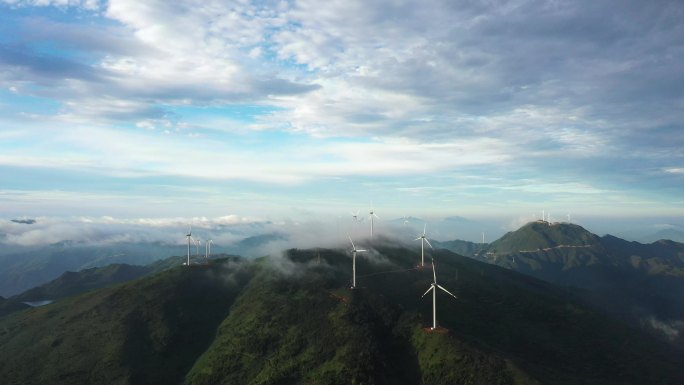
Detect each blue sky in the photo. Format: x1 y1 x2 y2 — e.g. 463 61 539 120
0 0 683 242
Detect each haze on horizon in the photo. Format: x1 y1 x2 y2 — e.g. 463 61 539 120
0 0 682 239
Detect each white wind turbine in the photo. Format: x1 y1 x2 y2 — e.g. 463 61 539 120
348 236 366 289
422 258 458 330
205 239 213 260
194 237 201 257
351 211 363 222
415 224 433 267
185 225 193 266
369 203 380 238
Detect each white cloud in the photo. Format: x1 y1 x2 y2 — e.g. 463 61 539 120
0 0 100 9
1 0 683 220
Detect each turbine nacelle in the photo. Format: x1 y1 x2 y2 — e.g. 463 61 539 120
415 224 433 266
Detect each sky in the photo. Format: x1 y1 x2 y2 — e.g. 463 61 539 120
0 0 683 243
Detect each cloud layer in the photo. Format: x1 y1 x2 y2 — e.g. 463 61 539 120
0 0 682 220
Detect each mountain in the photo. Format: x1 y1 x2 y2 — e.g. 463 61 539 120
1 247 682 385
432 239 484 257
0 242 184 297
483 221 684 281
11 263 154 303
616 224 684 244
9 255 234 305
477 221 684 343
224 233 287 256
0 296 29 317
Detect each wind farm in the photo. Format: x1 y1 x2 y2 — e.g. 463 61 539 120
2 0 683 383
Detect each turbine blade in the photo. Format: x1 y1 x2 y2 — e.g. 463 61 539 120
423 223 426 235
348 236 355 249
414 237 422 241
374 213 380 219
437 284 458 299
421 286 434 298
425 238 434 249
432 259 437 283
356 249 367 252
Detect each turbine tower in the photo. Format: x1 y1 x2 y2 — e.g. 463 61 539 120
185 225 193 266
369 203 380 238
205 239 213 260
422 258 458 330
348 236 366 289
414 224 433 267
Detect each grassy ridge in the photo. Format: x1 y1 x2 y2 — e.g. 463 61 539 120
1 248 682 384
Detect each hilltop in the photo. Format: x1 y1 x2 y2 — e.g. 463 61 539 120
1 246 682 385
464 221 684 343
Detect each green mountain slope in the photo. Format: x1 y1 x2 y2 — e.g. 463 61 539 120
475 222 684 344
0 249 681 385
0 242 183 297
432 239 484 257
12 263 153 303
0 257 254 385
487 221 603 255
0 296 29 317
8 255 234 305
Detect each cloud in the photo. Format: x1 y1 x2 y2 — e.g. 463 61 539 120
0 0 100 9
0 215 270 247
0 0 683 220
644 316 684 341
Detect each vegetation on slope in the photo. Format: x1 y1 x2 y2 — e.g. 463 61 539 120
487 221 602 255
468 222 684 346
1 246 682 385
0 242 183 296
0 257 254 385
12 263 153 302
0 296 29 317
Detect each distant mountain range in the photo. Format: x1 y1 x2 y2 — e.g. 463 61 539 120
0 242 183 297
433 221 684 343
2 219 684 384
1 247 682 384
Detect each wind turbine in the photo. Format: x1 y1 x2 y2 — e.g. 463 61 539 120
567 212 571 222
205 239 213 260
414 224 433 267
348 236 366 289
369 203 380 238
185 225 193 266
194 238 201 257
351 211 363 222
422 258 458 330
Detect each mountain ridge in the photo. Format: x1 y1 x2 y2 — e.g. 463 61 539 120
1 247 682 384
